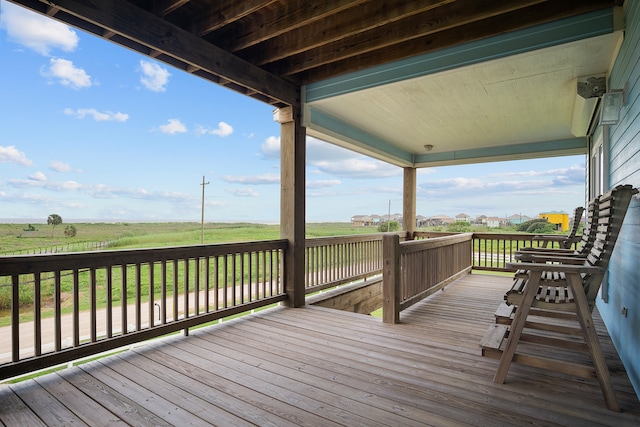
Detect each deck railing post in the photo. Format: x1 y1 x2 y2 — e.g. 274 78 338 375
383 233 400 324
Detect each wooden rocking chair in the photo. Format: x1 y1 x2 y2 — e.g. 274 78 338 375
531 205 585 249
481 184 638 411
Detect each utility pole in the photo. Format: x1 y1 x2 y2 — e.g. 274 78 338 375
201 176 209 244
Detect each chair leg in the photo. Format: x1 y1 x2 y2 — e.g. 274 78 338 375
493 270 542 384
567 273 621 412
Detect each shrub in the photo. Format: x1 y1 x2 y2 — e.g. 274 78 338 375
525 222 556 234
447 222 471 232
378 221 400 232
516 218 548 232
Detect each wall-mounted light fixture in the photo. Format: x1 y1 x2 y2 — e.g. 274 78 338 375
600 84 627 126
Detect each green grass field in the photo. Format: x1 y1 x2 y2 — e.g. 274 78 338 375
0 221 377 255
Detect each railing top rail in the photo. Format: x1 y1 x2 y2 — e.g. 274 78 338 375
0 239 288 275
305 232 407 247
400 232 473 254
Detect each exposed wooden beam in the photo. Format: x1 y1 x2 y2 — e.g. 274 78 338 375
242 0 457 66
214 0 373 52
194 0 277 36
15 0 299 107
289 0 615 83
154 0 190 17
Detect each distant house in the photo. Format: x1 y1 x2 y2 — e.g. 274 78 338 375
538 211 569 231
486 217 505 228
455 213 471 223
428 215 455 226
508 214 532 225
350 215 372 227
475 215 488 225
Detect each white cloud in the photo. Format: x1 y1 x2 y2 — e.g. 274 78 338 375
28 172 47 182
1 2 78 55
159 119 187 134
64 108 129 122
50 161 79 172
261 136 280 158
42 58 92 89
307 180 341 189
227 188 259 197
222 173 280 185
196 121 234 137
138 60 170 92
0 146 33 166
261 136 400 178
311 158 401 178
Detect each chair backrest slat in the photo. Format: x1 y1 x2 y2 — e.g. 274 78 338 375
581 184 638 306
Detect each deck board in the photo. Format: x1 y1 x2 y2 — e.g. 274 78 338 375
1 273 639 426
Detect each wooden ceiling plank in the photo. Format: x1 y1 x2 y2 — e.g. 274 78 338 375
293 0 616 84
154 0 191 17
214 0 370 52
26 0 299 106
195 0 277 36
267 0 547 75
243 0 456 66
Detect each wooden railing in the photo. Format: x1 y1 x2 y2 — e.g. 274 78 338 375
304 233 405 294
0 229 575 379
0 240 287 380
382 233 473 323
472 232 578 272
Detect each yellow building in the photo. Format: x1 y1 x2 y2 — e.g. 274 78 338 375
538 211 569 231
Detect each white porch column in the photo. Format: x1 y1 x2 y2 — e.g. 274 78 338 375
403 167 416 238
277 106 306 307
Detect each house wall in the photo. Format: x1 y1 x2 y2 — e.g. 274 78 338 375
596 0 640 398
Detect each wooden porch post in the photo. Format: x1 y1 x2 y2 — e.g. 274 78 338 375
403 167 416 239
382 233 400 324
277 106 306 308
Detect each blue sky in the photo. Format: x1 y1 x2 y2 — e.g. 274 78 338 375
0 2 585 224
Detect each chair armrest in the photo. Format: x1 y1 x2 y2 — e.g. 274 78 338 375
516 252 586 263
505 261 602 274
532 235 568 242
518 247 574 253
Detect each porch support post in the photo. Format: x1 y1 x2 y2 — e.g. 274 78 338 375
278 106 306 308
403 167 416 239
382 233 400 324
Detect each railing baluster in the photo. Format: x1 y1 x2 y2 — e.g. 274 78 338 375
194 258 200 316
11 274 19 362
73 270 79 346
149 261 155 327
135 264 142 331
161 260 167 324
172 260 179 322
204 256 210 312
121 264 127 335
106 266 113 338
90 268 97 342
54 271 61 352
34 273 41 357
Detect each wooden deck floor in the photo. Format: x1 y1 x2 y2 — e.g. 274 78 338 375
1 273 639 426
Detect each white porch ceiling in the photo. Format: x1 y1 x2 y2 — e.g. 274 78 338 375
305 30 623 168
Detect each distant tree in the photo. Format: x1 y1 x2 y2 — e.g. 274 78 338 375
516 218 549 232
378 220 400 232
47 214 63 237
525 222 556 234
64 225 77 237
